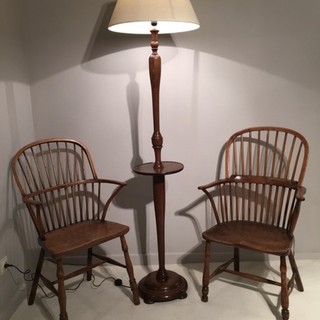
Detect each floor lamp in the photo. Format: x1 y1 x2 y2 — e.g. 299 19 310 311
108 0 199 304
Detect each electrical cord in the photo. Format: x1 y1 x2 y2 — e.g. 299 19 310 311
4 263 33 282
90 272 129 288
4 262 129 298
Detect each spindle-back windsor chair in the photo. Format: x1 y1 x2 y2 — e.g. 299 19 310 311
11 138 140 320
198 127 309 320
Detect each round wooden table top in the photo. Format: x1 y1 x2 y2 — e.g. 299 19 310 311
133 161 184 176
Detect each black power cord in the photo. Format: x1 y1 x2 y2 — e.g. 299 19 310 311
90 272 126 288
4 262 128 296
4 262 33 281
114 278 123 286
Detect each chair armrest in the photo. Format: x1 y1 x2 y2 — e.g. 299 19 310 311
24 179 127 199
199 175 300 191
94 178 127 187
198 178 230 191
23 179 127 222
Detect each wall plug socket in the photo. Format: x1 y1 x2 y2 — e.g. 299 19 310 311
0 256 8 276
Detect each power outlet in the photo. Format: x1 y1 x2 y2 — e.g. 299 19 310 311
0 256 8 276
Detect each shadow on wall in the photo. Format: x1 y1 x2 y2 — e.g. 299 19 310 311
9 165 40 274
20 0 320 90
4 80 37 269
175 142 226 264
113 176 153 266
193 0 320 91
0 170 38 319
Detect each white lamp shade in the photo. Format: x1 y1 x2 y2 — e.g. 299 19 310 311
108 0 199 34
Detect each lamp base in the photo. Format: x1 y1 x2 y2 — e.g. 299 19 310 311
138 270 188 304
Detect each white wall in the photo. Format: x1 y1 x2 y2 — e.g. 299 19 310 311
0 0 35 319
18 0 320 268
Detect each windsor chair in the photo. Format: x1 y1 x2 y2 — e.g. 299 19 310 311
11 138 140 320
198 127 309 320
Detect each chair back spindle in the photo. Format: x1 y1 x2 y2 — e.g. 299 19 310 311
11 139 109 235
225 127 308 185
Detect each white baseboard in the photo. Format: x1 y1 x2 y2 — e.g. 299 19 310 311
55 250 320 267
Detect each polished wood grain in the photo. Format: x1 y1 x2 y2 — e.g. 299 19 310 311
12 138 140 320
198 127 309 320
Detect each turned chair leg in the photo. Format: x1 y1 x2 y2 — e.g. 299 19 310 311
56 259 68 320
202 241 211 302
28 248 46 305
120 236 140 305
87 248 92 281
280 256 289 320
234 247 240 272
288 251 304 292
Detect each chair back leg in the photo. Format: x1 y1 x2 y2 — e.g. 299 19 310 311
87 248 93 281
28 248 46 305
234 247 240 272
120 236 140 305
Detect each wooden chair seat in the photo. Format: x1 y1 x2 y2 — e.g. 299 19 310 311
43 221 129 258
203 221 293 256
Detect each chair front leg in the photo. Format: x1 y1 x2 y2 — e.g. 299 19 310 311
234 247 240 272
120 236 140 305
87 248 92 281
56 258 68 320
28 248 46 305
202 240 211 302
280 256 289 320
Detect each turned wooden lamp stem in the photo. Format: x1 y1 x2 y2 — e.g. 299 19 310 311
149 23 163 170
150 22 167 281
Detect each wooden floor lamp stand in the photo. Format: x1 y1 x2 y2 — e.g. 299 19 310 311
134 162 188 304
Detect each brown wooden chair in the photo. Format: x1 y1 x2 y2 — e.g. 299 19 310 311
11 138 140 320
198 127 309 320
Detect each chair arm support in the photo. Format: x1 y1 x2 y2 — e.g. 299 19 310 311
296 186 306 201
288 192 305 235
100 182 126 220
22 197 46 240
